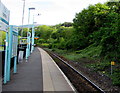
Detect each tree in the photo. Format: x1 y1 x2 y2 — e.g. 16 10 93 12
61 22 73 27
35 25 54 43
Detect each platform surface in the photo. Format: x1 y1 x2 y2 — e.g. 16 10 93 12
0 77 2 92
2 47 75 92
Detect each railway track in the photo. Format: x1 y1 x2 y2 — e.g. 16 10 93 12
46 50 105 93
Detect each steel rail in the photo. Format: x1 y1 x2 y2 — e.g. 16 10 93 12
49 52 105 93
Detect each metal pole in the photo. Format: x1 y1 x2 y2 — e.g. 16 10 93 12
4 32 8 84
13 56 17 73
31 25 34 53
7 26 13 81
28 9 30 56
28 9 30 25
31 15 34 53
26 8 31 59
111 65 112 75
21 0 25 36
31 13 40 53
28 8 35 26
28 32 31 56
26 36 29 60
26 8 35 55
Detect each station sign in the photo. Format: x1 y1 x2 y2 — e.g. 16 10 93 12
34 36 39 40
0 1 10 32
111 61 115 65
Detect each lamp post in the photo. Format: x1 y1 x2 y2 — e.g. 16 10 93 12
21 0 25 37
31 13 40 53
26 7 35 60
28 8 35 24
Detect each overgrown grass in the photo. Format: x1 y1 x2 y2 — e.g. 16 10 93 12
37 43 50 48
87 61 120 86
86 61 110 71
63 44 102 62
110 69 120 86
51 48 68 55
43 43 120 86
45 44 102 62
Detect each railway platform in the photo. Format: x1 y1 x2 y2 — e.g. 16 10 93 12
2 47 75 92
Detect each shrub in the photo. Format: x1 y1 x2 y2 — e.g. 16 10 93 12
41 43 49 48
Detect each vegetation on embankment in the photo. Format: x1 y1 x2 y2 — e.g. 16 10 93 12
22 1 120 86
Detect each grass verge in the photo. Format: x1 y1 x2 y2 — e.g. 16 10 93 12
43 43 120 86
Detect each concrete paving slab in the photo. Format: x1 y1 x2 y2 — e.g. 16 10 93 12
2 47 75 92
2 47 43 91
0 77 2 92
39 48 75 92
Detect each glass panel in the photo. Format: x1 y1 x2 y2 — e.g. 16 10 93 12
0 31 5 51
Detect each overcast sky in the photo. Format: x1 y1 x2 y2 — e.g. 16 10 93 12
1 0 108 26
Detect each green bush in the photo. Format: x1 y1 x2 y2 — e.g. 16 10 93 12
41 43 49 48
